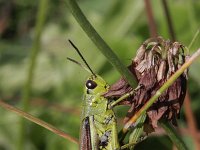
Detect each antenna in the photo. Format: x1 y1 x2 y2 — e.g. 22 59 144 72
66 57 91 73
68 39 96 76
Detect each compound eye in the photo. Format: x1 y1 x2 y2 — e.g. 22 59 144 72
86 80 97 89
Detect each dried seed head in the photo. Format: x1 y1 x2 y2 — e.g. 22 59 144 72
104 37 188 130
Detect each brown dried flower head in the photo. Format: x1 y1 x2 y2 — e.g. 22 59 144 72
105 37 188 129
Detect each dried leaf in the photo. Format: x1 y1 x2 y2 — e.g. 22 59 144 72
105 37 188 130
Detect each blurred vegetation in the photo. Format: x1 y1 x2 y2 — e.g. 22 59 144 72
0 0 200 150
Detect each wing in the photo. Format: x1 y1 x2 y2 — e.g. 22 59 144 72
80 116 98 150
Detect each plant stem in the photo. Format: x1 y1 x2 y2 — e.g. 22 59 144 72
188 29 200 49
0 100 79 144
161 0 176 41
159 121 188 150
144 0 158 37
184 91 200 150
123 48 200 133
17 0 49 149
66 0 137 88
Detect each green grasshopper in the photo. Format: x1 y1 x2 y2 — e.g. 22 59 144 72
68 40 119 150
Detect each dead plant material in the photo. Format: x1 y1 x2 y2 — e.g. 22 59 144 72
104 37 188 129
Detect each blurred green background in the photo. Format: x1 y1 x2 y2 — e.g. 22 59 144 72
0 0 200 150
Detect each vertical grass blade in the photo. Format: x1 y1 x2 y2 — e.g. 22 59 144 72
66 0 137 88
17 0 49 149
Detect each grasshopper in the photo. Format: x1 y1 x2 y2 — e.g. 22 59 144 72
68 40 119 150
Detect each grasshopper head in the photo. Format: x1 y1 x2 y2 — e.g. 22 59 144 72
85 75 109 95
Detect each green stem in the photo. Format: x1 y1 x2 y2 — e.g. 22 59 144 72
123 48 200 132
17 0 49 149
159 121 188 150
66 0 137 88
188 29 200 50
